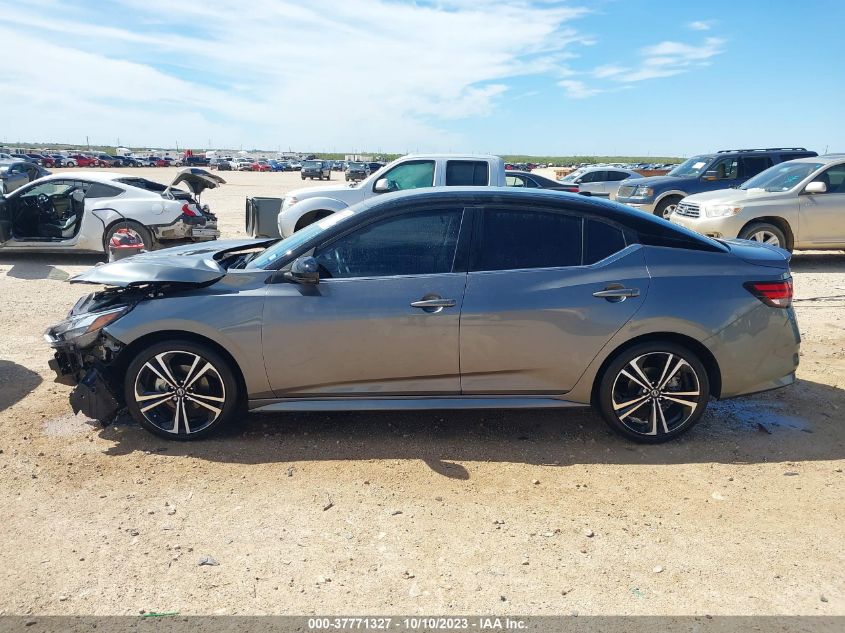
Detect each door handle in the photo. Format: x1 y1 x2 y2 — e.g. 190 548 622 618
410 298 456 309
593 286 639 302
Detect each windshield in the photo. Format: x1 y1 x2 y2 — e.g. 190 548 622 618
559 168 587 183
740 161 824 192
348 162 364 169
303 160 321 168
246 209 356 270
667 155 714 177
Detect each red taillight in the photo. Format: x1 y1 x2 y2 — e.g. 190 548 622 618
744 279 793 308
181 203 198 217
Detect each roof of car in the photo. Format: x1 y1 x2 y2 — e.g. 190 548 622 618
786 154 842 165
40 171 133 183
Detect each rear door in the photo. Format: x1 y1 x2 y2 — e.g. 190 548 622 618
741 156 774 181
262 206 470 396
799 163 845 246
460 206 650 394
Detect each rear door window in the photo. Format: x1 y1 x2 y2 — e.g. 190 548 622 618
741 156 774 178
445 160 489 186
472 208 582 271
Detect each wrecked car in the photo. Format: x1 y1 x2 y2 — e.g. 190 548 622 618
0 168 224 254
46 188 800 444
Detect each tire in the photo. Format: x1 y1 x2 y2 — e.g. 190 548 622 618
597 341 710 443
124 340 240 440
326 173 331 181
654 196 682 220
103 220 154 253
738 222 788 250
301 176 305 180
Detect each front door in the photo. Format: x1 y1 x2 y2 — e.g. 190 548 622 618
460 207 650 394
799 163 845 246
262 207 468 396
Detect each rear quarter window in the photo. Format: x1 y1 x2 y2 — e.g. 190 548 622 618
584 219 627 264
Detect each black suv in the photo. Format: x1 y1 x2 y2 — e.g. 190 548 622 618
615 147 818 218
301 160 332 180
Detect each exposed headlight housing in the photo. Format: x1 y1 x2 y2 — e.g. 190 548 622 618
44 307 128 348
705 204 743 218
630 186 654 199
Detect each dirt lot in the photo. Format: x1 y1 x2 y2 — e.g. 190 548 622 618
0 167 843 616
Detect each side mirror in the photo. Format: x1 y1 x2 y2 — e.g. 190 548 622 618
284 255 319 284
574 178 583 184
72 189 85 203
702 170 718 181
804 181 827 194
374 178 391 193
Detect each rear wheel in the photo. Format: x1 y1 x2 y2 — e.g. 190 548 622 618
124 340 240 440
103 220 154 253
597 342 710 443
738 222 787 250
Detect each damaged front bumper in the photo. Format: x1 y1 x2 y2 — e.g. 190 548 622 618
46 331 125 422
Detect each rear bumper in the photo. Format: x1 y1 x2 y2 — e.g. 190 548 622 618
708 305 801 398
153 216 220 242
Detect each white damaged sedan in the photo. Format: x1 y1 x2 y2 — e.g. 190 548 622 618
0 168 224 255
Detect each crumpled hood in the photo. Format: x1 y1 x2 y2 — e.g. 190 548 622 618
70 239 275 287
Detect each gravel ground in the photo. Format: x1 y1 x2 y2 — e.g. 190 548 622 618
0 168 843 616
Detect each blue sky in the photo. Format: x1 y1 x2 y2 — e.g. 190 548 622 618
2 0 843 156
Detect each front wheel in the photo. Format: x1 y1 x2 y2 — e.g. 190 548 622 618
654 197 682 220
597 342 710 443
124 341 240 440
738 222 788 250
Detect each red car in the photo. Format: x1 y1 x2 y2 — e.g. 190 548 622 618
66 154 101 168
251 160 272 172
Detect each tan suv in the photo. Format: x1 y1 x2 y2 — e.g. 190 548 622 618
670 154 845 251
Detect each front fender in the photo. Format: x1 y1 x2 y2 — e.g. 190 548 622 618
654 190 689 205
278 197 350 237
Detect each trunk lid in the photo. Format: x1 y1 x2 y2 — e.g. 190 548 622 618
723 238 791 269
165 168 226 196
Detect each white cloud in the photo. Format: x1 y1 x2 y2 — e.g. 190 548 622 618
0 0 592 151
558 79 603 99
587 36 725 84
687 20 715 31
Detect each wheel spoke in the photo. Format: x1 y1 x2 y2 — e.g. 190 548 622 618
658 358 688 390
664 390 700 397
185 362 214 390
171 396 184 434
185 395 222 417
139 393 172 413
613 394 649 411
662 395 698 409
628 358 653 389
181 399 191 435
657 401 669 434
136 391 171 402
187 392 225 404
656 353 674 389
765 236 779 245
647 401 658 435
182 354 201 387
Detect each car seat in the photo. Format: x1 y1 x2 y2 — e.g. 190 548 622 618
38 189 84 239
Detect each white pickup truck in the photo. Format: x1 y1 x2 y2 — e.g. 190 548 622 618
245 154 507 239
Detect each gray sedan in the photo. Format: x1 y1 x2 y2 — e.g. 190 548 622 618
46 188 800 443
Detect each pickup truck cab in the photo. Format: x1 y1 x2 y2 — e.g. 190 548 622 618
615 147 817 219
260 154 506 238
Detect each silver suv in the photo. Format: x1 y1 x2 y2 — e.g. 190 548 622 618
670 154 845 250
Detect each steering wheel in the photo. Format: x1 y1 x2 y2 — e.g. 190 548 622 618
36 193 51 210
